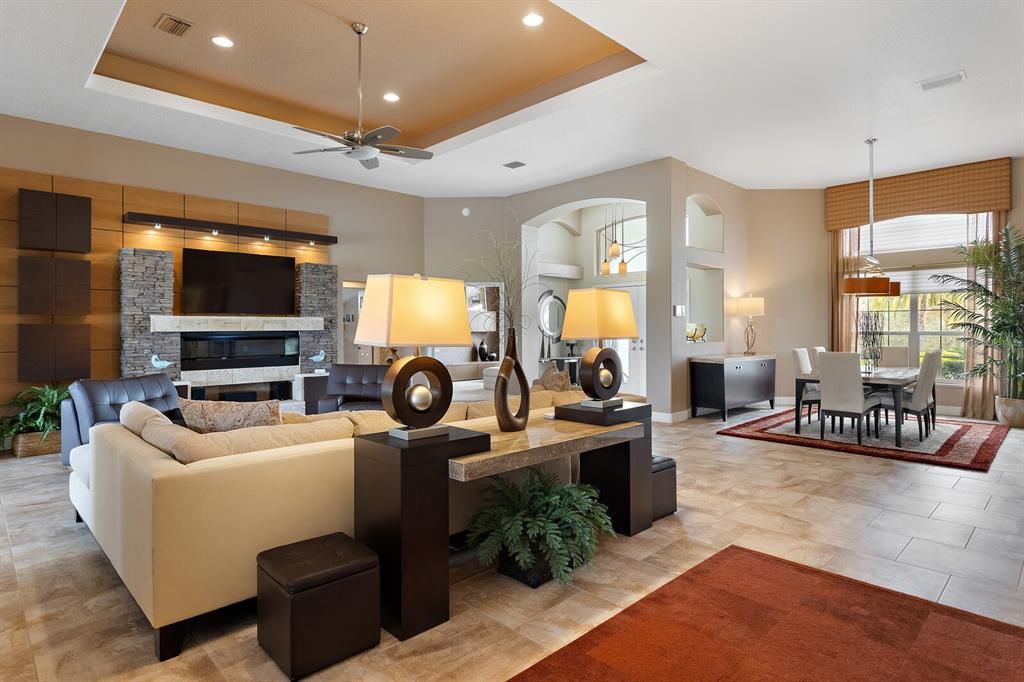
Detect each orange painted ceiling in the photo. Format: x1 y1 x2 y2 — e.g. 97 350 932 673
97 0 640 147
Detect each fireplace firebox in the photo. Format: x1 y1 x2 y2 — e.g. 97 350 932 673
180 332 300 371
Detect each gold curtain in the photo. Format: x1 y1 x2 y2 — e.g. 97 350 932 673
961 211 1006 420
829 227 861 351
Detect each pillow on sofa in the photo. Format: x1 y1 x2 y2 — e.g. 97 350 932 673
537 367 571 392
344 410 400 435
178 398 281 434
441 402 469 424
141 417 355 464
119 400 172 436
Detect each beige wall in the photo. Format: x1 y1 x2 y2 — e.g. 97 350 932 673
746 190 829 397
0 115 425 282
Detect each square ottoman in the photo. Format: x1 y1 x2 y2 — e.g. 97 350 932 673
257 533 380 680
651 455 678 520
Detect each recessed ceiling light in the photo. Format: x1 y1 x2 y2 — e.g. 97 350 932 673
154 223 161 230
918 70 966 91
522 13 543 27
211 35 234 48
382 92 400 103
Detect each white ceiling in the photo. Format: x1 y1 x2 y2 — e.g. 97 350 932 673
1 0 1021 197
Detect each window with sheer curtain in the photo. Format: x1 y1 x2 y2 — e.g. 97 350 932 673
854 213 987 383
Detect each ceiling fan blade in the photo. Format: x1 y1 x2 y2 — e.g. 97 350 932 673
293 125 354 146
378 144 433 160
293 147 351 155
360 157 380 170
362 125 401 146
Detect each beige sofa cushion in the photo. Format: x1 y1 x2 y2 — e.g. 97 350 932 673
178 398 281 434
550 389 589 406
282 411 359 425
119 401 172 436
441 402 469 424
344 410 401 435
141 418 355 464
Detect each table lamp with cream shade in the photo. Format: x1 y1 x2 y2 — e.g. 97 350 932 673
354 274 473 439
561 288 639 409
729 295 765 355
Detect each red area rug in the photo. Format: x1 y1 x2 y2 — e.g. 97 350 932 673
512 546 1024 681
717 409 1008 471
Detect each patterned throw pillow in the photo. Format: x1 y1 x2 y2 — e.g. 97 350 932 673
178 398 281 434
539 366 571 392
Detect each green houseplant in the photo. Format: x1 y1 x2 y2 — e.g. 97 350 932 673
0 385 70 457
931 225 1024 426
467 467 615 587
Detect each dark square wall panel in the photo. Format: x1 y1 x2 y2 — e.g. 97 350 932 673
18 325 55 382
17 255 56 315
56 324 91 380
56 193 91 252
54 258 91 314
18 188 56 251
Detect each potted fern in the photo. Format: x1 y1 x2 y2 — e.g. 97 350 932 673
467 467 615 587
932 225 1024 426
0 385 70 457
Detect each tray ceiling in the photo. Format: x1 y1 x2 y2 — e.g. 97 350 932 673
96 0 642 147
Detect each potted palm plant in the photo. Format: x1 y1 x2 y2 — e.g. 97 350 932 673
932 225 1024 426
467 467 615 587
0 385 70 457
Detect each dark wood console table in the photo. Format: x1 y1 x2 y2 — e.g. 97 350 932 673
354 411 651 640
690 354 776 420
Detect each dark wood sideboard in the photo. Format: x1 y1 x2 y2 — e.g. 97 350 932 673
690 354 776 420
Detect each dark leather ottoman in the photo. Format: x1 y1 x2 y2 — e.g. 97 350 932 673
651 456 678 520
257 533 380 680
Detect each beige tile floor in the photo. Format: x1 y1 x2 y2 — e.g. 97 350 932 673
0 408 1022 681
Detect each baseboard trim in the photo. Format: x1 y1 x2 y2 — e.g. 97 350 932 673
652 411 689 424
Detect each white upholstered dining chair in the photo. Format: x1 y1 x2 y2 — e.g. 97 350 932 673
792 348 820 423
878 346 910 368
818 352 882 445
811 346 827 370
879 350 941 441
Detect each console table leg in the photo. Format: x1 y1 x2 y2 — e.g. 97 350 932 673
579 420 652 536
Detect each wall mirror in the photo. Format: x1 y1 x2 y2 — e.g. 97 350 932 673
538 289 567 342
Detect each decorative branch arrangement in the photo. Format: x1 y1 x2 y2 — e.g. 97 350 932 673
858 310 884 371
462 227 538 336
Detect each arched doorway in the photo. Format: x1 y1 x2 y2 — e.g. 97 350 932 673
522 197 647 397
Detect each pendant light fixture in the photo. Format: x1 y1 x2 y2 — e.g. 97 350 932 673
608 207 622 259
842 138 891 295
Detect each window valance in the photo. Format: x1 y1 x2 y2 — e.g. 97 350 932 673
825 157 1011 231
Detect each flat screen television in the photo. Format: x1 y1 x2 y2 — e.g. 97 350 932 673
181 249 296 315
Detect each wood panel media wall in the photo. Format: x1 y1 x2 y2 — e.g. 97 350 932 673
0 165 331 410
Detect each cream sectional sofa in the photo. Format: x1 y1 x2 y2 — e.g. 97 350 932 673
68 388 629 635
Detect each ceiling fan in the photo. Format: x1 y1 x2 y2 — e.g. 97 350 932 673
293 22 433 170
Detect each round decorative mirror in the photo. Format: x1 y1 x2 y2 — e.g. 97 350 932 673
538 290 567 343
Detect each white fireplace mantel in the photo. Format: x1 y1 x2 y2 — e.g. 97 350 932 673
150 315 324 333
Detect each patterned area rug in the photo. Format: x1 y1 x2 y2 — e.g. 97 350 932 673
718 408 1008 471
512 546 1024 681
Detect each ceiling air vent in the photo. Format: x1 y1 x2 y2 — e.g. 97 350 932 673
503 161 526 169
918 70 966 91
154 14 192 37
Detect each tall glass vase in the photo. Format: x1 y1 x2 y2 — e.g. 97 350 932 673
494 328 530 431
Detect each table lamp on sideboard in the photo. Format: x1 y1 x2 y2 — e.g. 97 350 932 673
730 295 765 356
560 288 639 410
354 273 472 439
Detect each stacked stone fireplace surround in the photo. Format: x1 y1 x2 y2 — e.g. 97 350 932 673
119 248 337 396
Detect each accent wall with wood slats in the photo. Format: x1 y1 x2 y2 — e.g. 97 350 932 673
0 166 331 409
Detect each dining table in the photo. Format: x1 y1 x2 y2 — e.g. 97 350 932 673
795 367 927 448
